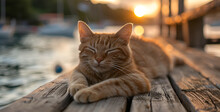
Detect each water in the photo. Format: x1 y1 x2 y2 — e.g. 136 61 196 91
0 35 80 108
205 44 220 57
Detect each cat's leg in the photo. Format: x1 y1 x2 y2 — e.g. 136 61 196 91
74 73 150 103
68 70 88 97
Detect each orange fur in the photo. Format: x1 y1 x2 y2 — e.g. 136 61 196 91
68 21 171 103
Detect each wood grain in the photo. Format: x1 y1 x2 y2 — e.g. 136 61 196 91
64 97 127 112
169 65 220 112
0 72 72 112
170 40 220 89
130 77 186 112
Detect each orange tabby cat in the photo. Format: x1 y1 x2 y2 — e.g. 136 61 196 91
68 21 172 103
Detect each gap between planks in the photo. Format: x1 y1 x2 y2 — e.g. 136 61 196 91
130 76 186 112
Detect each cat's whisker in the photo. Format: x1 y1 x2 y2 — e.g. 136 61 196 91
113 64 133 74
113 65 133 75
112 66 127 75
81 60 90 63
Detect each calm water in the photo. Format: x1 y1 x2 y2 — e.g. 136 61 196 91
0 35 80 108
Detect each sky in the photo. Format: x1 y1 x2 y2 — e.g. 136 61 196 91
90 0 212 18
91 0 156 9
91 0 212 10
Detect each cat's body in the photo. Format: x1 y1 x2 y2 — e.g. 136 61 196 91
68 21 172 103
130 37 171 78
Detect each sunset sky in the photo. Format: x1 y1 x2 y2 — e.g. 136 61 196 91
91 0 212 9
91 0 212 17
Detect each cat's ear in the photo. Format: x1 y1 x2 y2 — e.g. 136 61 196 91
115 23 133 44
78 21 93 43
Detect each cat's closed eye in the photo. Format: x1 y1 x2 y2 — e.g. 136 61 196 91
106 49 120 54
106 49 126 59
80 47 96 57
84 47 96 53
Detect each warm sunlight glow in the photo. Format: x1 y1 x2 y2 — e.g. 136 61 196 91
134 5 147 17
134 25 144 36
91 0 119 4
134 3 159 17
185 0 212 10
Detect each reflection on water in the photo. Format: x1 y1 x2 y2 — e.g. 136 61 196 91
0 35 79 108
205 44 220 57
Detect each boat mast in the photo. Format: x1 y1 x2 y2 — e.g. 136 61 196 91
57 0 63 22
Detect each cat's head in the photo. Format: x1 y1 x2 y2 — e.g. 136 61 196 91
78 21 133 73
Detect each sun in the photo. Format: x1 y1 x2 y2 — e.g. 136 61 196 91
134 3 159 17
134 5 147 17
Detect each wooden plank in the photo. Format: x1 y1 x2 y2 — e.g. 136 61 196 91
171 41 220 89
64 97 127 112
130 76 186 112
160 38 220 88
169 65 220 112
0 72 72 112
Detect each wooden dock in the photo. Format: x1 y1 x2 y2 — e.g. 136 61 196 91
0 38 219 112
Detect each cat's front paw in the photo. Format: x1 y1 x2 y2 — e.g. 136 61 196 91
68 84 87 96
74 88 100 103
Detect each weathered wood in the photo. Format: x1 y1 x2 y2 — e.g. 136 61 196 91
130 76 186 112
169 65 220 112
179 46 220 88
169 40 220 88
64 97 127 112
0 72 72 112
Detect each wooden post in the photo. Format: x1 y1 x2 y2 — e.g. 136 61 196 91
159 0 163 36
182 20 190 45
176 24 183 41
187 17 206 49
176 0 184 41
167 0 172 37
178 0 184 14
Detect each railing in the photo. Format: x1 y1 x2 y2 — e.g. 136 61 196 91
160 0 220 49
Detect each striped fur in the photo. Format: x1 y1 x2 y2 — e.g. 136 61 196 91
68 21 171 103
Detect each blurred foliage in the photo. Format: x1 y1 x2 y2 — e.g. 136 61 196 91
0 0 153 25
32 0 57 13
2 0 34 22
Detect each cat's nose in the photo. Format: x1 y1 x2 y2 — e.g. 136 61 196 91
95 57 104 63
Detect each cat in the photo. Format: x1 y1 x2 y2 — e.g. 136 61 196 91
68 21 173 103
